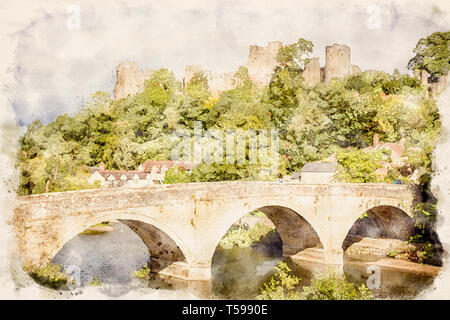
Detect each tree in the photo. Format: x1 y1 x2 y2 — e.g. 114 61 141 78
407 31 450 79
187 71 209 90
276 38 314 70
336 148 384 183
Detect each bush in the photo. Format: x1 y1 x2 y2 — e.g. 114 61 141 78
382 80 403 95
132 266 152 279
301 271 373 300
89 276 102 286
163 167 191 184
24 263 71 289
256 262 301 300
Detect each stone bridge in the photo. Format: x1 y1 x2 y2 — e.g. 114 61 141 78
13 181 422 293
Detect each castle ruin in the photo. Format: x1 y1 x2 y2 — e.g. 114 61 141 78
414 69 449 96
115 62 154 100
184 65 235 96
114 42 362 100
245 41 283 87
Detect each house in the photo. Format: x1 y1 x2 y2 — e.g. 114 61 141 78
300 161 337 184
88 160 197 188
364 134 406 176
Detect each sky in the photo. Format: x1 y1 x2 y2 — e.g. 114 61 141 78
2 0 450 128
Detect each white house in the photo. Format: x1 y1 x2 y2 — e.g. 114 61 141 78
88 160 197 188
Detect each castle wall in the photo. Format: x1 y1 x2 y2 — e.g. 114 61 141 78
413 68 449 95
184 65 235 95
114 42 367 100
301 57 321 87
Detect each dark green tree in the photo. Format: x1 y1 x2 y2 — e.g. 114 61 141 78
407 31 450 79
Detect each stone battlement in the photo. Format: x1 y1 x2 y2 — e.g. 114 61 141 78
114 41 363 99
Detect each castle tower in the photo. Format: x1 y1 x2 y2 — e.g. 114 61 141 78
115 62 153 100
246 41 283 87
115 62 141 100
324 44 352 82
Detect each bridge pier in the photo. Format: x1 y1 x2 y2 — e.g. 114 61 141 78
290 248 344 276
158 261 212 299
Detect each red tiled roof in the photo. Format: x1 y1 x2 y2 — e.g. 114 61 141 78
93 160 198 180
140 160 197 173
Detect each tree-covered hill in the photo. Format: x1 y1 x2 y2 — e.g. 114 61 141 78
17 35 443 195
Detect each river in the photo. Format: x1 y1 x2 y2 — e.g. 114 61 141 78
50 221 438 299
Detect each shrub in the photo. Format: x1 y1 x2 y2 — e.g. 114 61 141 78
382 80 402 95
256 262 301 300
24 263 71 289
301 271 373 300
132 266 152 279
89 276 101 286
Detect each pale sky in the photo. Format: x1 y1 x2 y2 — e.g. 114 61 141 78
2 0 450 127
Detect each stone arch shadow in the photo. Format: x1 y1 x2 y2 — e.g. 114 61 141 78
212 204 324 259
342 205 416 251
210 204 324 298
47 212 191 273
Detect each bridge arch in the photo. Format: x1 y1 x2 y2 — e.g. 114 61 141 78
210 202 324 259
342 205 416 251
47 211 193 268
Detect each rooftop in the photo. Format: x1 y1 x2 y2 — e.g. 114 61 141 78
301 161 337 173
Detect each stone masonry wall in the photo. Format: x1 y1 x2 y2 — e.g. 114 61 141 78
324 44 352 82
114 42 365 99
245 41 283 87
115 62 153 100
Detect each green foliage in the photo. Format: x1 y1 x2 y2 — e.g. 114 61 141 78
415 242 435 265
163 167 191 184
382 80 403 95
89 276 102 286
412 202 437 230
408 31 450 78
276 38 313 70
132 266 152 279
219 223 275 249
359 211 369 219
336 148 383 183
24 263 71 290
301 271 373 300
187 71 209 90
256 262 301 300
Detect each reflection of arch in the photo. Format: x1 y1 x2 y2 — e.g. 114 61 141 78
214 205 323 257
48 212 191 270
342 205 416 251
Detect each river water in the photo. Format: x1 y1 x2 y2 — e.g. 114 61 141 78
50 222 438 299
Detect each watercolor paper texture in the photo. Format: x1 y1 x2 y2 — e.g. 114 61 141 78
0 0 450 299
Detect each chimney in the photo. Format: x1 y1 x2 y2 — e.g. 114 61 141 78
373 134 379 148
99 162 105 171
